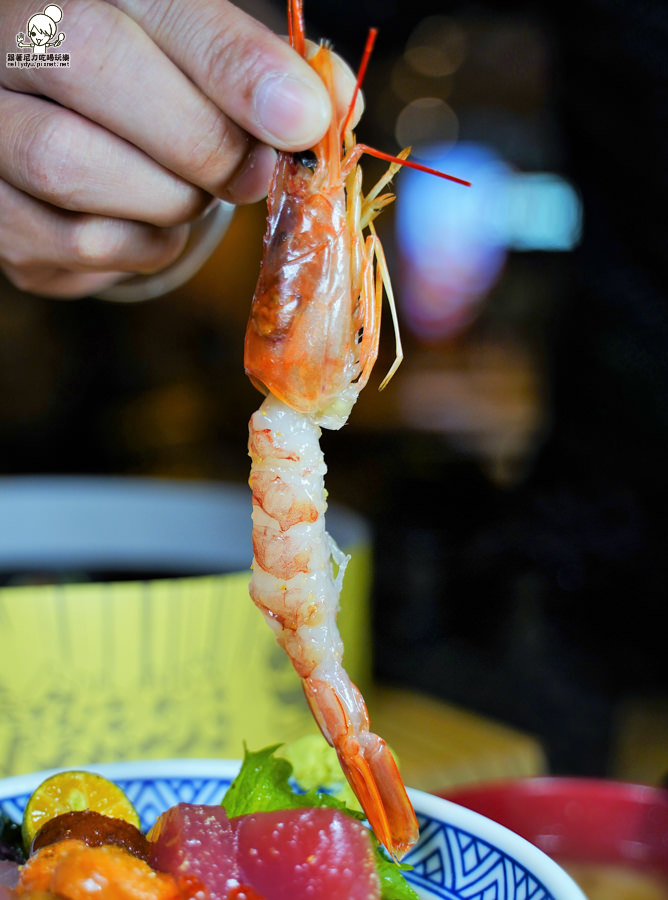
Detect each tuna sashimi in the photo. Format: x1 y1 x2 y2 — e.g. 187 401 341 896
233 807 380 900
149 803 380 900
149 804 240 900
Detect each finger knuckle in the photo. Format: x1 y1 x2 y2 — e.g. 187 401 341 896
188 117 247 188
200 25 240 98
66 218 188 274
67 217 118 268
21 112 78 207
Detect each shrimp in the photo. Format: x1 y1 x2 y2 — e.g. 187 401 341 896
245 0 469 860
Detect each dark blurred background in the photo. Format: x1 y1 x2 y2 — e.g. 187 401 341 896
2 0 667 778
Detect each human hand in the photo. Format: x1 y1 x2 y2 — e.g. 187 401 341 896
0 0 360 299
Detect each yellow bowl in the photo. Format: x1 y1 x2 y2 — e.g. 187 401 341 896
0 477 372 777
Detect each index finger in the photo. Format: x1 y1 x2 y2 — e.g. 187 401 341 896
107 0 338 151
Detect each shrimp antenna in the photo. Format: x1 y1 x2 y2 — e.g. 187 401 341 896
358 145 472 186
341 27 377 138
341 27 471 187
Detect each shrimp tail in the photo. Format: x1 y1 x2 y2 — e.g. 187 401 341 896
303 677 419 860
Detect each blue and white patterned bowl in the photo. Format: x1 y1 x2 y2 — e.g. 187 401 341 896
0 759 586 900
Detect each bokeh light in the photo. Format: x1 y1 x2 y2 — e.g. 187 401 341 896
396 142 582 341
404 16 468 78
395 98 459 155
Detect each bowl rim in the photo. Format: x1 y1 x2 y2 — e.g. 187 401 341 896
408 786 586 899
0 758 586 900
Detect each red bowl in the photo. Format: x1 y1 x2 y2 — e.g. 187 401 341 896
440 778 668 878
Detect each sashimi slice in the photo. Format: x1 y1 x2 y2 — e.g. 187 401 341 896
233 808 380 900
149 804 241 900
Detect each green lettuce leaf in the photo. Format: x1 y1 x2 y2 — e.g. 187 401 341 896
222 744 362 818
375 851 420 900
222 744 419 900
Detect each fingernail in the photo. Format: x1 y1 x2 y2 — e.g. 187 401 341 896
254 74 329 148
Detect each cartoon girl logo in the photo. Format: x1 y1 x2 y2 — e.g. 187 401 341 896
17 4 65 55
